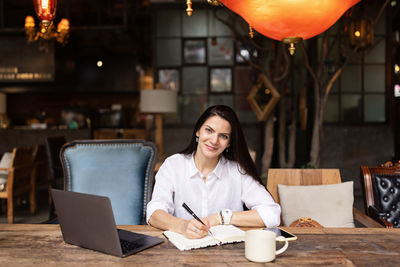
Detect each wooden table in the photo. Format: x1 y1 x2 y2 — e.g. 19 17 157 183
0 225 399 266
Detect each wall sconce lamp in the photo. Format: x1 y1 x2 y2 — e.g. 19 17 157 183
25 16 70 45
349 17 374 51
140 89 178 156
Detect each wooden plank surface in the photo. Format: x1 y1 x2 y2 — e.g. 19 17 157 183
0 225 399 266
266 168 341 204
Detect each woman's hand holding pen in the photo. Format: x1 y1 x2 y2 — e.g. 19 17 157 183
182 219 210 239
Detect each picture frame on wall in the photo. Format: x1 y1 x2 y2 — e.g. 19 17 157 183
183 39 206 64
210 68 232 93
247 73 280 121
158 69 180 92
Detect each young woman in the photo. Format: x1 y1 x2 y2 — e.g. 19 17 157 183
146 105 280 239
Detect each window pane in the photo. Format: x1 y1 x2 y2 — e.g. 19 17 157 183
208 94 234 107
324 94 339 122
156 10 181 37
210 68 232 93
364 94 385 122
208 9 231 36
341 94 362 122
165 95 183 124
330 80 339 93
182 67 208 94
208 38 233 65
341 65 361 92
364 65 385 92
365 40 385 63
184 39 206 64
373 11 386 35
158 69 180 92
182 9 207 37
182 95 208 124
157 39 181 66
348 51 362 64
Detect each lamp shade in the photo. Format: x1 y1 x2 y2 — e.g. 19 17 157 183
140 89 177 113
33 0 57 26
219 0 360 41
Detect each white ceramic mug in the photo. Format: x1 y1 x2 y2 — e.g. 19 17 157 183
245 229 289 263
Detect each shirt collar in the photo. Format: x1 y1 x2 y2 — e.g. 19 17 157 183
188 153 227 180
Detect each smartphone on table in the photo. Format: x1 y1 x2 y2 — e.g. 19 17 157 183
264 227 297 241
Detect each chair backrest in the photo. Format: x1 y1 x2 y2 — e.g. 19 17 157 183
44 136 66 185
61 139 157 225
360 161 400 227
266 168 346 227
9 146 35 194
266 168 341 204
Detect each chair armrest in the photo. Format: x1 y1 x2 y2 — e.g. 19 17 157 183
367 206 394 228
353 208 384 228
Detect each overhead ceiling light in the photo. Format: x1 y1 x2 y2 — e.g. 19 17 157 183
186 0 360 55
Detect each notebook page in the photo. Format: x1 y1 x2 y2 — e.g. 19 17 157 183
163 231 220 251
164 225 245 251
212 225 245 243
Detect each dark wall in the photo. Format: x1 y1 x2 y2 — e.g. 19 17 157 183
320 125 394 202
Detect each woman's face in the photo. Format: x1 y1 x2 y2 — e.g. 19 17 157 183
195 115 231 160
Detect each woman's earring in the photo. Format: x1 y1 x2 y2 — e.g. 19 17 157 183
195 136 199 142
225 147 229 153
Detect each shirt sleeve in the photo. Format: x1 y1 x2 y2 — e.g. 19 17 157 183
146 157 176 224
241 174 281 227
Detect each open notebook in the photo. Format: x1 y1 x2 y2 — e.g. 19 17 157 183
164 225 245 251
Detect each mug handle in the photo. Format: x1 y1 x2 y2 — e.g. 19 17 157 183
275 236 289 255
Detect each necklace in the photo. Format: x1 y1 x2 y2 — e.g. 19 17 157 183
193 153 219 179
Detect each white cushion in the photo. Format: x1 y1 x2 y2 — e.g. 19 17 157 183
278 182 355 227
0 152 12 185
0 152 12 168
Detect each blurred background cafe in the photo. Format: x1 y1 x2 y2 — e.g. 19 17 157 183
0 0 400 223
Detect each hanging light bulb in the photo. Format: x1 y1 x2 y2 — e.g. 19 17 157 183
33 0 58 29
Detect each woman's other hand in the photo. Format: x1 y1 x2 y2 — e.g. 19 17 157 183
203 213 221 227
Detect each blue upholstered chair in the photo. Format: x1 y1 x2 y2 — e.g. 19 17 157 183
61 140 157 225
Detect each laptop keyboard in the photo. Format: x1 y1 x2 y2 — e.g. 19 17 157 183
120 239 143 254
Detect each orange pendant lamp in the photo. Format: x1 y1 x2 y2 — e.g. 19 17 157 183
218 0 360 54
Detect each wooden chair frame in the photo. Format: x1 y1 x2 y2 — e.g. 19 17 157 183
266 168 383 228
0 147 35 223
360 161 400 228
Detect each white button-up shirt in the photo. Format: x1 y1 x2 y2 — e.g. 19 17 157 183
146 153 281 227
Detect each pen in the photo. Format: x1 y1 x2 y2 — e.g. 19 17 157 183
182 203 218 243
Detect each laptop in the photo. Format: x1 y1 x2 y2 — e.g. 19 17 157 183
51 189 164 257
